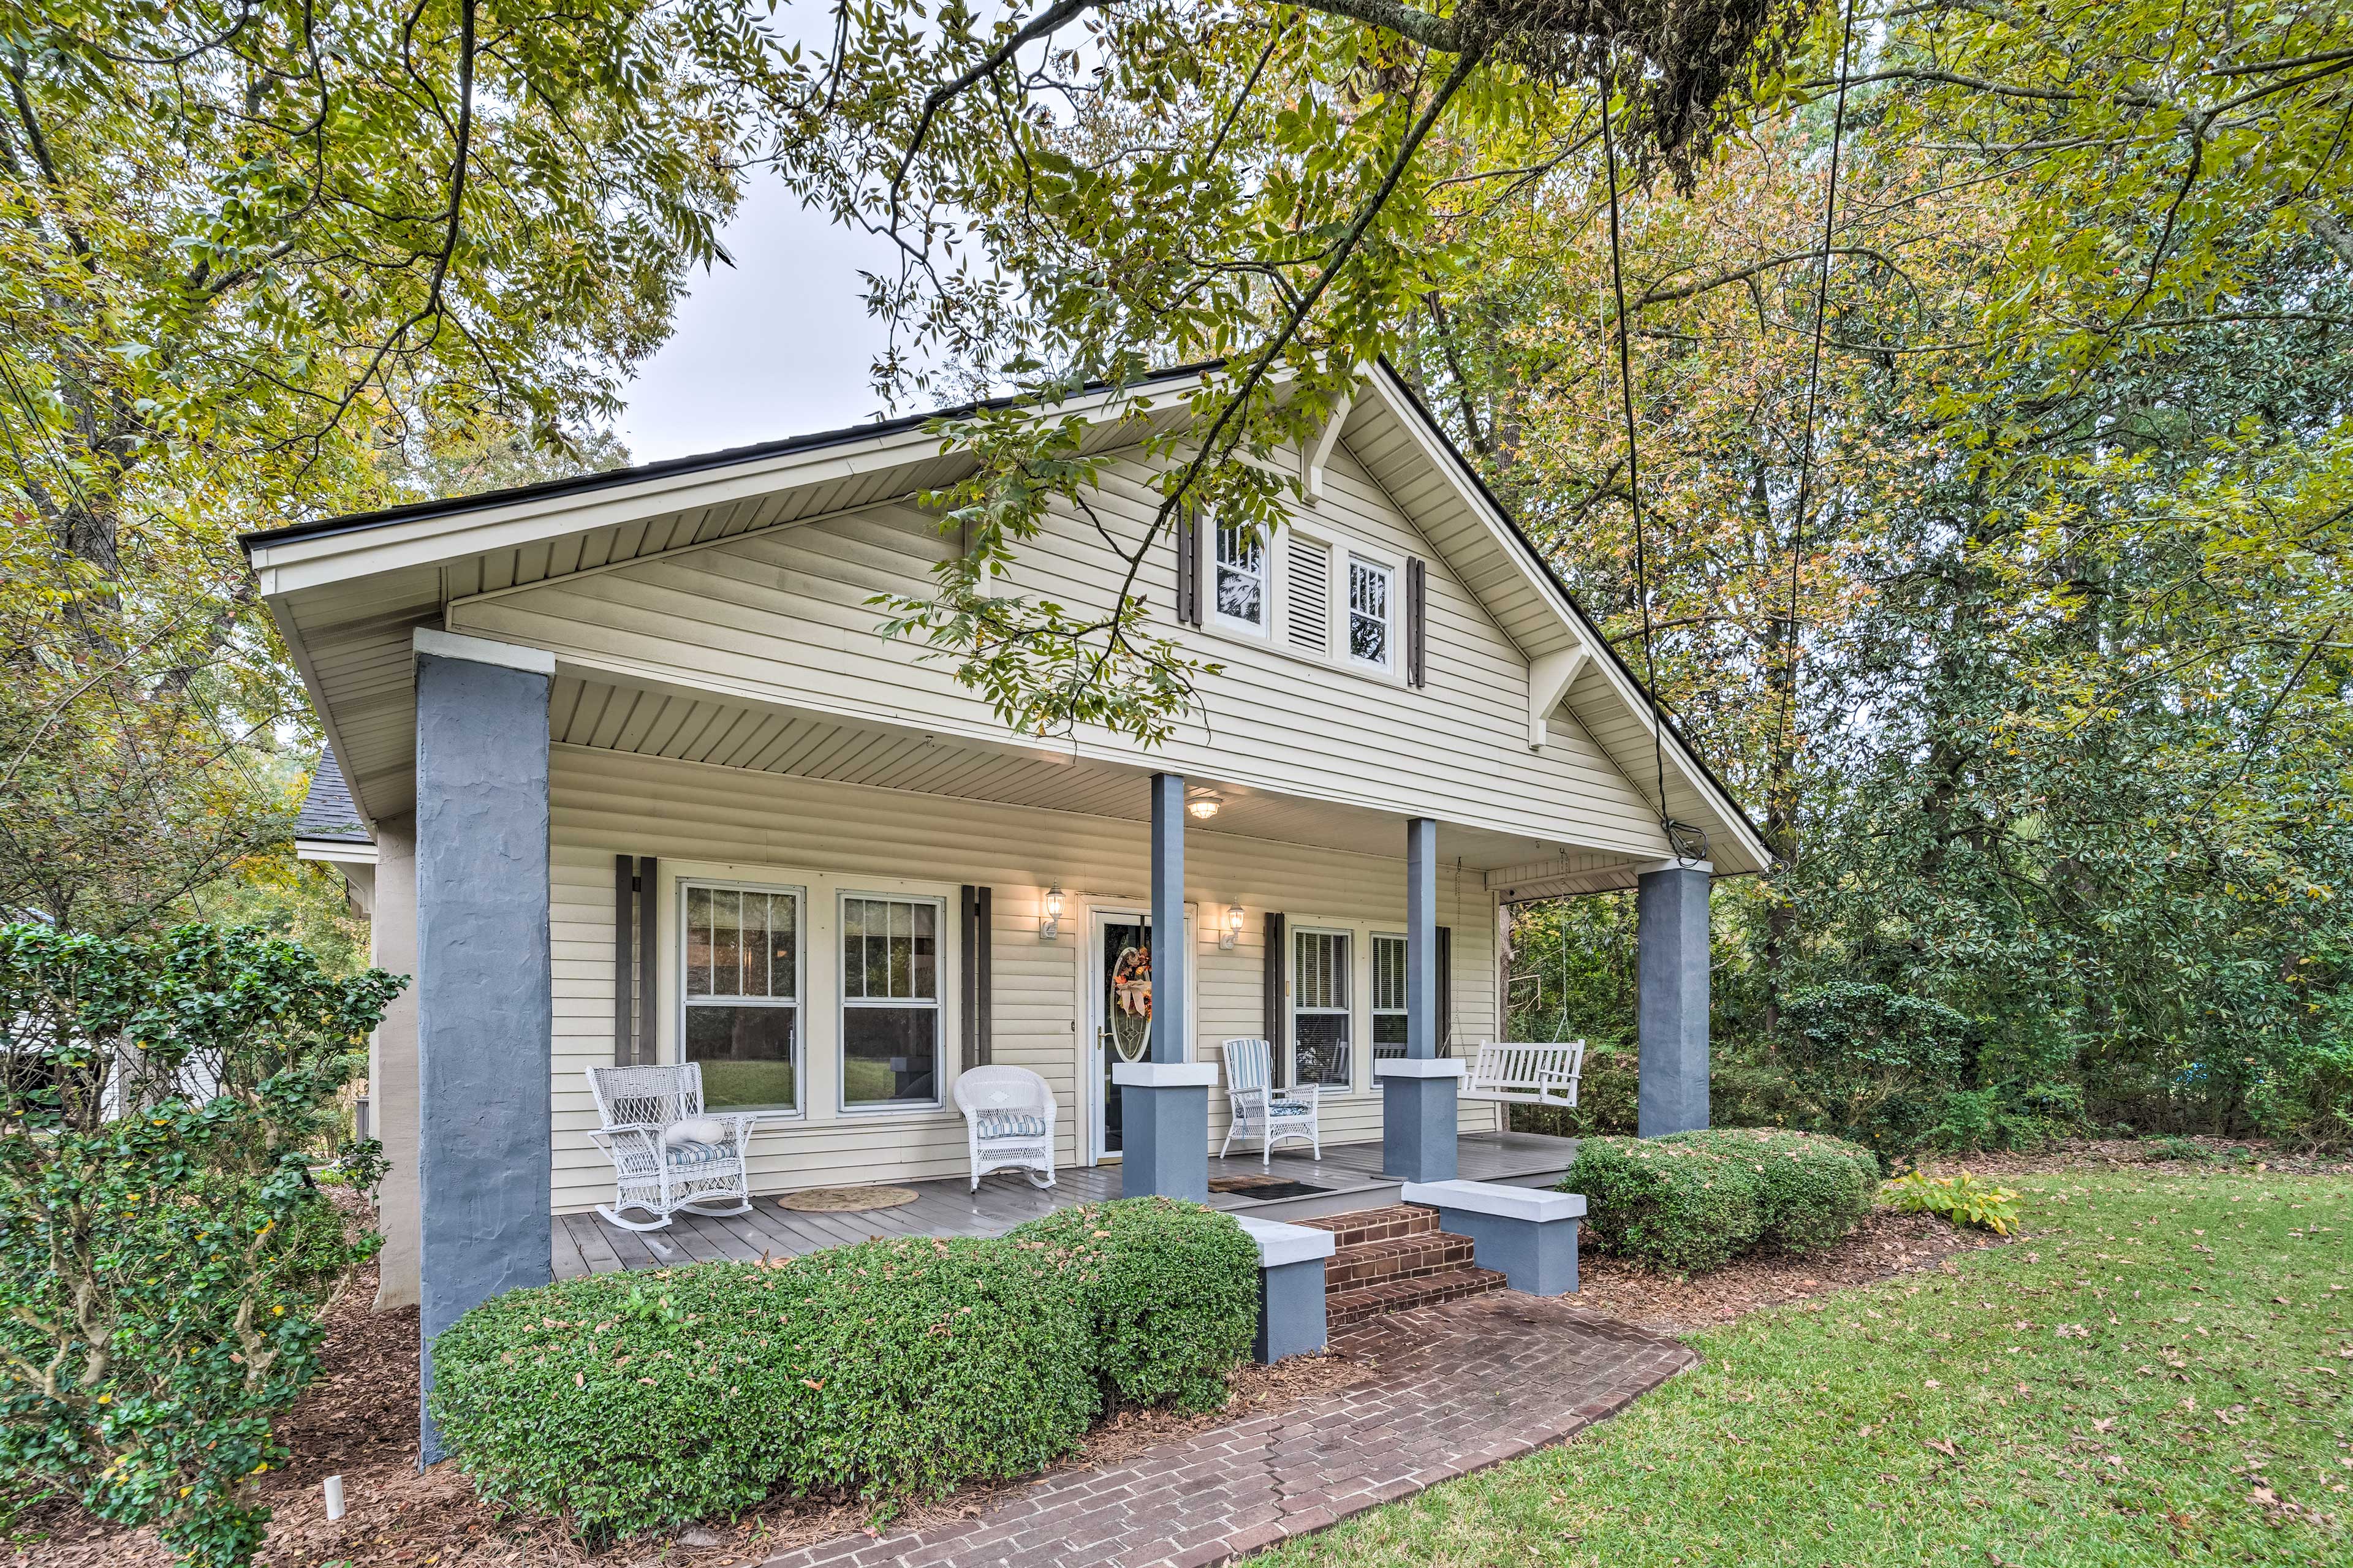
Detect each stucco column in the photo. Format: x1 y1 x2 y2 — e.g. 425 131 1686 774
1116 773 1213 1200
1637 860 1712 1137
413 630 554 1463
1379 816 1461 1180
369 816 420 1311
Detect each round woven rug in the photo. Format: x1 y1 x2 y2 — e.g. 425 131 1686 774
776 1184 920 1213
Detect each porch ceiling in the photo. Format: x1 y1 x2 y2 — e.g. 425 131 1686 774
549 673 1637 877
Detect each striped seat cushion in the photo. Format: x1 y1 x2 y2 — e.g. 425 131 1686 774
976 1110 1048 1140
663 1139 734 1169
1267 1100 1314 1118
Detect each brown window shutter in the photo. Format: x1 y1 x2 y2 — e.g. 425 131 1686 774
613 855 633 1067
1176 506 1203 626
1263 911 1287 1087
1436 923 1453 1056
614 855 658 1066
961 886 994 1070
1406 556 1429 687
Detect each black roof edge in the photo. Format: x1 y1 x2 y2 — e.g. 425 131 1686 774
1370 360 1775 867
236 362 1222 556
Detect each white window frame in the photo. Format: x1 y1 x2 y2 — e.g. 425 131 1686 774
836 888 949 1115
1346 552 1396 673
1211 518 1270 636
1289 924 1356 1094
1370 931 1409 1060
678 878 806 1116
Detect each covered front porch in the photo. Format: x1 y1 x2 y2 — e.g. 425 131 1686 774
552 1129 1582 1276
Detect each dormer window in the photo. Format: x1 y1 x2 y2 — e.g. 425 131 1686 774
1348 555 1393 670
1214 521 1267 632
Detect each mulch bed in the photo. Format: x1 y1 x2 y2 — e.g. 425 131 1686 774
42 1143 2321 1567
1914 1134 2353 1179
6 1264 1370 1568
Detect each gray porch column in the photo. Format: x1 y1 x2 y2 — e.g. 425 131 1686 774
414 630 555 1463
1637 860 1712 1137
370 817 420 1311
1116 773 1213 1200
1379 817 1461 1181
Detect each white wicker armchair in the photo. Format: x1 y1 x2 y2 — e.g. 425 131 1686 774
1218 1037 1320 1166
585 1064 759 1232
953 1065 1058 1191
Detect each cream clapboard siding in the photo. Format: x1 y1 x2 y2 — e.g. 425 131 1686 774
455 437 1672 863
550 745 1498 1214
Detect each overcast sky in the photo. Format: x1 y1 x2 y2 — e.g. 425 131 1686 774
615 184 909 462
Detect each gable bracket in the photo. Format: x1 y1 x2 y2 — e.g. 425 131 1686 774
1300 392 1353 504
1525 647 1588 749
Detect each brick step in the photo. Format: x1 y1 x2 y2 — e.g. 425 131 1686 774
1297 1204 1439 1250
1324 1232 1476 1293
1326 1267 1507 1330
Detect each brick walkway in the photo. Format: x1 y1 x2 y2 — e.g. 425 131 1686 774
759 1292 1696 1568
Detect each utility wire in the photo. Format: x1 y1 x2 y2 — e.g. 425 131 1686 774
1772 0 1862 853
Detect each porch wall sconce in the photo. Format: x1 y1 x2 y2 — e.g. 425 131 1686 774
1186 789 1224 820
1219 903 1245 952
1039 884 1064 942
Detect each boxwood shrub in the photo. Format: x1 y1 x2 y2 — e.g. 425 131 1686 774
1564 1127 1877 1272
427 1236 1097 1541
1008 1197 1260 1412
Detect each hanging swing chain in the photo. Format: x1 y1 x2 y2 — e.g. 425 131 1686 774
1597 79 1672 838
1772 0 1861 849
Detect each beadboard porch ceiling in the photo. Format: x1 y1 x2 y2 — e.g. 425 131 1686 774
545 671 1644 882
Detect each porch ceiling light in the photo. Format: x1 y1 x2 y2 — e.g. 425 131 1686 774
1040 884 1064 942
1186 790 1224 820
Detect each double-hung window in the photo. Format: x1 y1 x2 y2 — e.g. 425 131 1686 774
1290 928 1352 1090
1371 933 1408 1059
1214 521 1268 632
840 893 943 1108
1348 555 1393 670
682 882 801 1111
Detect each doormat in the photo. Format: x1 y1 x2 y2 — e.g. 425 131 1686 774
1207 1176 1329 1200
776 1185 920 1213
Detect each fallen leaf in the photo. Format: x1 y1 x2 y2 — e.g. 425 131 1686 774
1926 1438 1960 1458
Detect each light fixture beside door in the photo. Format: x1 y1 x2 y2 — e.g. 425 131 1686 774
1039 883 1064 941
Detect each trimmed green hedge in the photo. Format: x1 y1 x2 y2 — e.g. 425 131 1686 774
1008 1196 1260 1412
426 1199 1260 1541
1564 1128 1878 1272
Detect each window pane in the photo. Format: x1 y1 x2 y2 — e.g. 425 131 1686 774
767 894 798 1001
1295 931 1347 1009
844 1006 939 1105
711 889 741 997
1216 566 1262 624
841 899 866 999
910 901 937 999
741 891 770 997
1351 559 1390 664
1373 935 1406 1012
686 1004 797 1108
685 885 713 996
1295 1013 1351 1088
1373 1012 1409 1047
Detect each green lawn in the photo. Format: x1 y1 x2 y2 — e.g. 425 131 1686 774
1262 1169 2350 1567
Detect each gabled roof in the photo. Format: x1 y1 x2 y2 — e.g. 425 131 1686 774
294 749 369 844
241 362 1771 878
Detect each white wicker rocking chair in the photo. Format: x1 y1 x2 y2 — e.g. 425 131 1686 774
952 1065 1058 1191
585 1064 759 1232
1218 1037 1321 1167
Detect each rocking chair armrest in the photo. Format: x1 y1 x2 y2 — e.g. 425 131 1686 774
715 1112 765 1145
590 1121 664 1148
1270 1083 1319 1111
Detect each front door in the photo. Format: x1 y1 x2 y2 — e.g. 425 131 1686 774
1088 910 1154 1162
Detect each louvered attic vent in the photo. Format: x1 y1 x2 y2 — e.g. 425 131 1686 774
1286 537 1330 655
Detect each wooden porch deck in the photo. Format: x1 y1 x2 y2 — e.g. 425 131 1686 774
552 1130 1578 1278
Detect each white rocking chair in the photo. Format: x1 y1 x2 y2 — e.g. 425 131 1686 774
1458 1040 1587 1109
953 1065 1058 1191
585 1064 760 1232
1219 1037 1321 1167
